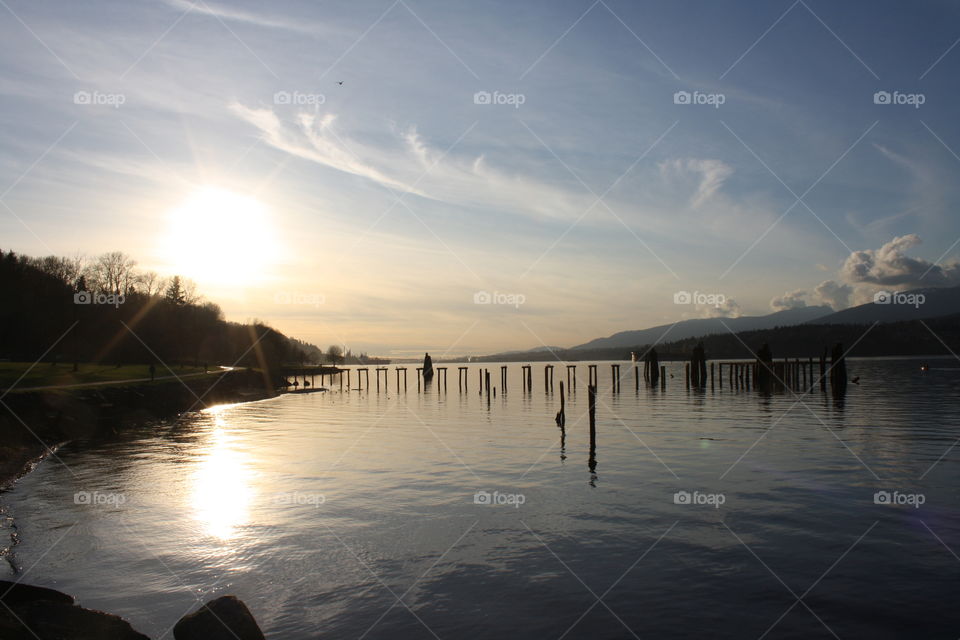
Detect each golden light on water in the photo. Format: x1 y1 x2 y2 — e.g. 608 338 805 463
161 186 278 286
190 407 255 540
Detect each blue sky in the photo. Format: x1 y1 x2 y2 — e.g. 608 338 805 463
2 0 960 355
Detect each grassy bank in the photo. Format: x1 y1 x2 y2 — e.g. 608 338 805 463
0 362 215 390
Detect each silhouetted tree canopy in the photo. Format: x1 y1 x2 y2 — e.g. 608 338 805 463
0 248 322 372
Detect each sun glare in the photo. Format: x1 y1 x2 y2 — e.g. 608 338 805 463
162 187 278 286
190 410 255 541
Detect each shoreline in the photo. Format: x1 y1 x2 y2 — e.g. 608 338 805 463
0 368 282 491
0 369 281 637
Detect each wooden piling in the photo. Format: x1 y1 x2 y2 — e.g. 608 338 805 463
660 365 666 390
588 384 596 438
819 350 827 392
556 381 566 425
685 363 690 389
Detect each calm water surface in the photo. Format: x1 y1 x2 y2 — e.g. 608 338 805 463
2 358 959 639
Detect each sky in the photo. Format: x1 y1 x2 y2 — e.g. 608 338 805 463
3 0 960 357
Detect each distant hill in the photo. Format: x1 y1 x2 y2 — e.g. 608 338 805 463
571 305 833 351
812 285 960 325
642 312 960 360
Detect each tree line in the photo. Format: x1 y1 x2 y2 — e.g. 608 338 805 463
0 248 324 373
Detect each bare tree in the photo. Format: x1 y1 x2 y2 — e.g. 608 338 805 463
181 277 201 305
87 251 137 294
31 254 84 287
137 270 165 296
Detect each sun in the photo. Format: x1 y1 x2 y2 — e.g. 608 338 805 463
162 186 279 286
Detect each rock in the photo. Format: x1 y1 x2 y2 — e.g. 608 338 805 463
174 595 265 640
0 580 74 606
0 589 150 640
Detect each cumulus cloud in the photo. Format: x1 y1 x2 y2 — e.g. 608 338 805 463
813 279 852 310
770 289 808 311
699 298 742 318
840 234 960 289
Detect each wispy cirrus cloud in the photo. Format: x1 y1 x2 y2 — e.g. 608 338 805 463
162 0 335 36
230 103 599 220
659 158 733 208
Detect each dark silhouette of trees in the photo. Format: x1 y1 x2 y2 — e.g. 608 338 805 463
326 345 343 365
0 248 320 375
165 276 187 305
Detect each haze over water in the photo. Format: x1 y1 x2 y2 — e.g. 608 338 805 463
2 358 958 638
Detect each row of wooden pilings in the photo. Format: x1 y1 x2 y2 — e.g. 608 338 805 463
314 363 657 394
299 356 837 394
685 355 831 393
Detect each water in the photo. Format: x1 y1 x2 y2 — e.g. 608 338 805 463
2 359 959 639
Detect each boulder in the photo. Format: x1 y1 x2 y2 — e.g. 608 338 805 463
0 580 74 606
174 595 265 640
0 581 148 639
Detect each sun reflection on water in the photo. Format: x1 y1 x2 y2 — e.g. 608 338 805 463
190 406 256 541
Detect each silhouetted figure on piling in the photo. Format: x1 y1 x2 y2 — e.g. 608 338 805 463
646 348 660 388
422 352 434 382
830 343 847 394
690 341 707 388
755 343 773 392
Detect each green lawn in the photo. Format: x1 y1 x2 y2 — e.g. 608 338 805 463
0 362 218 390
